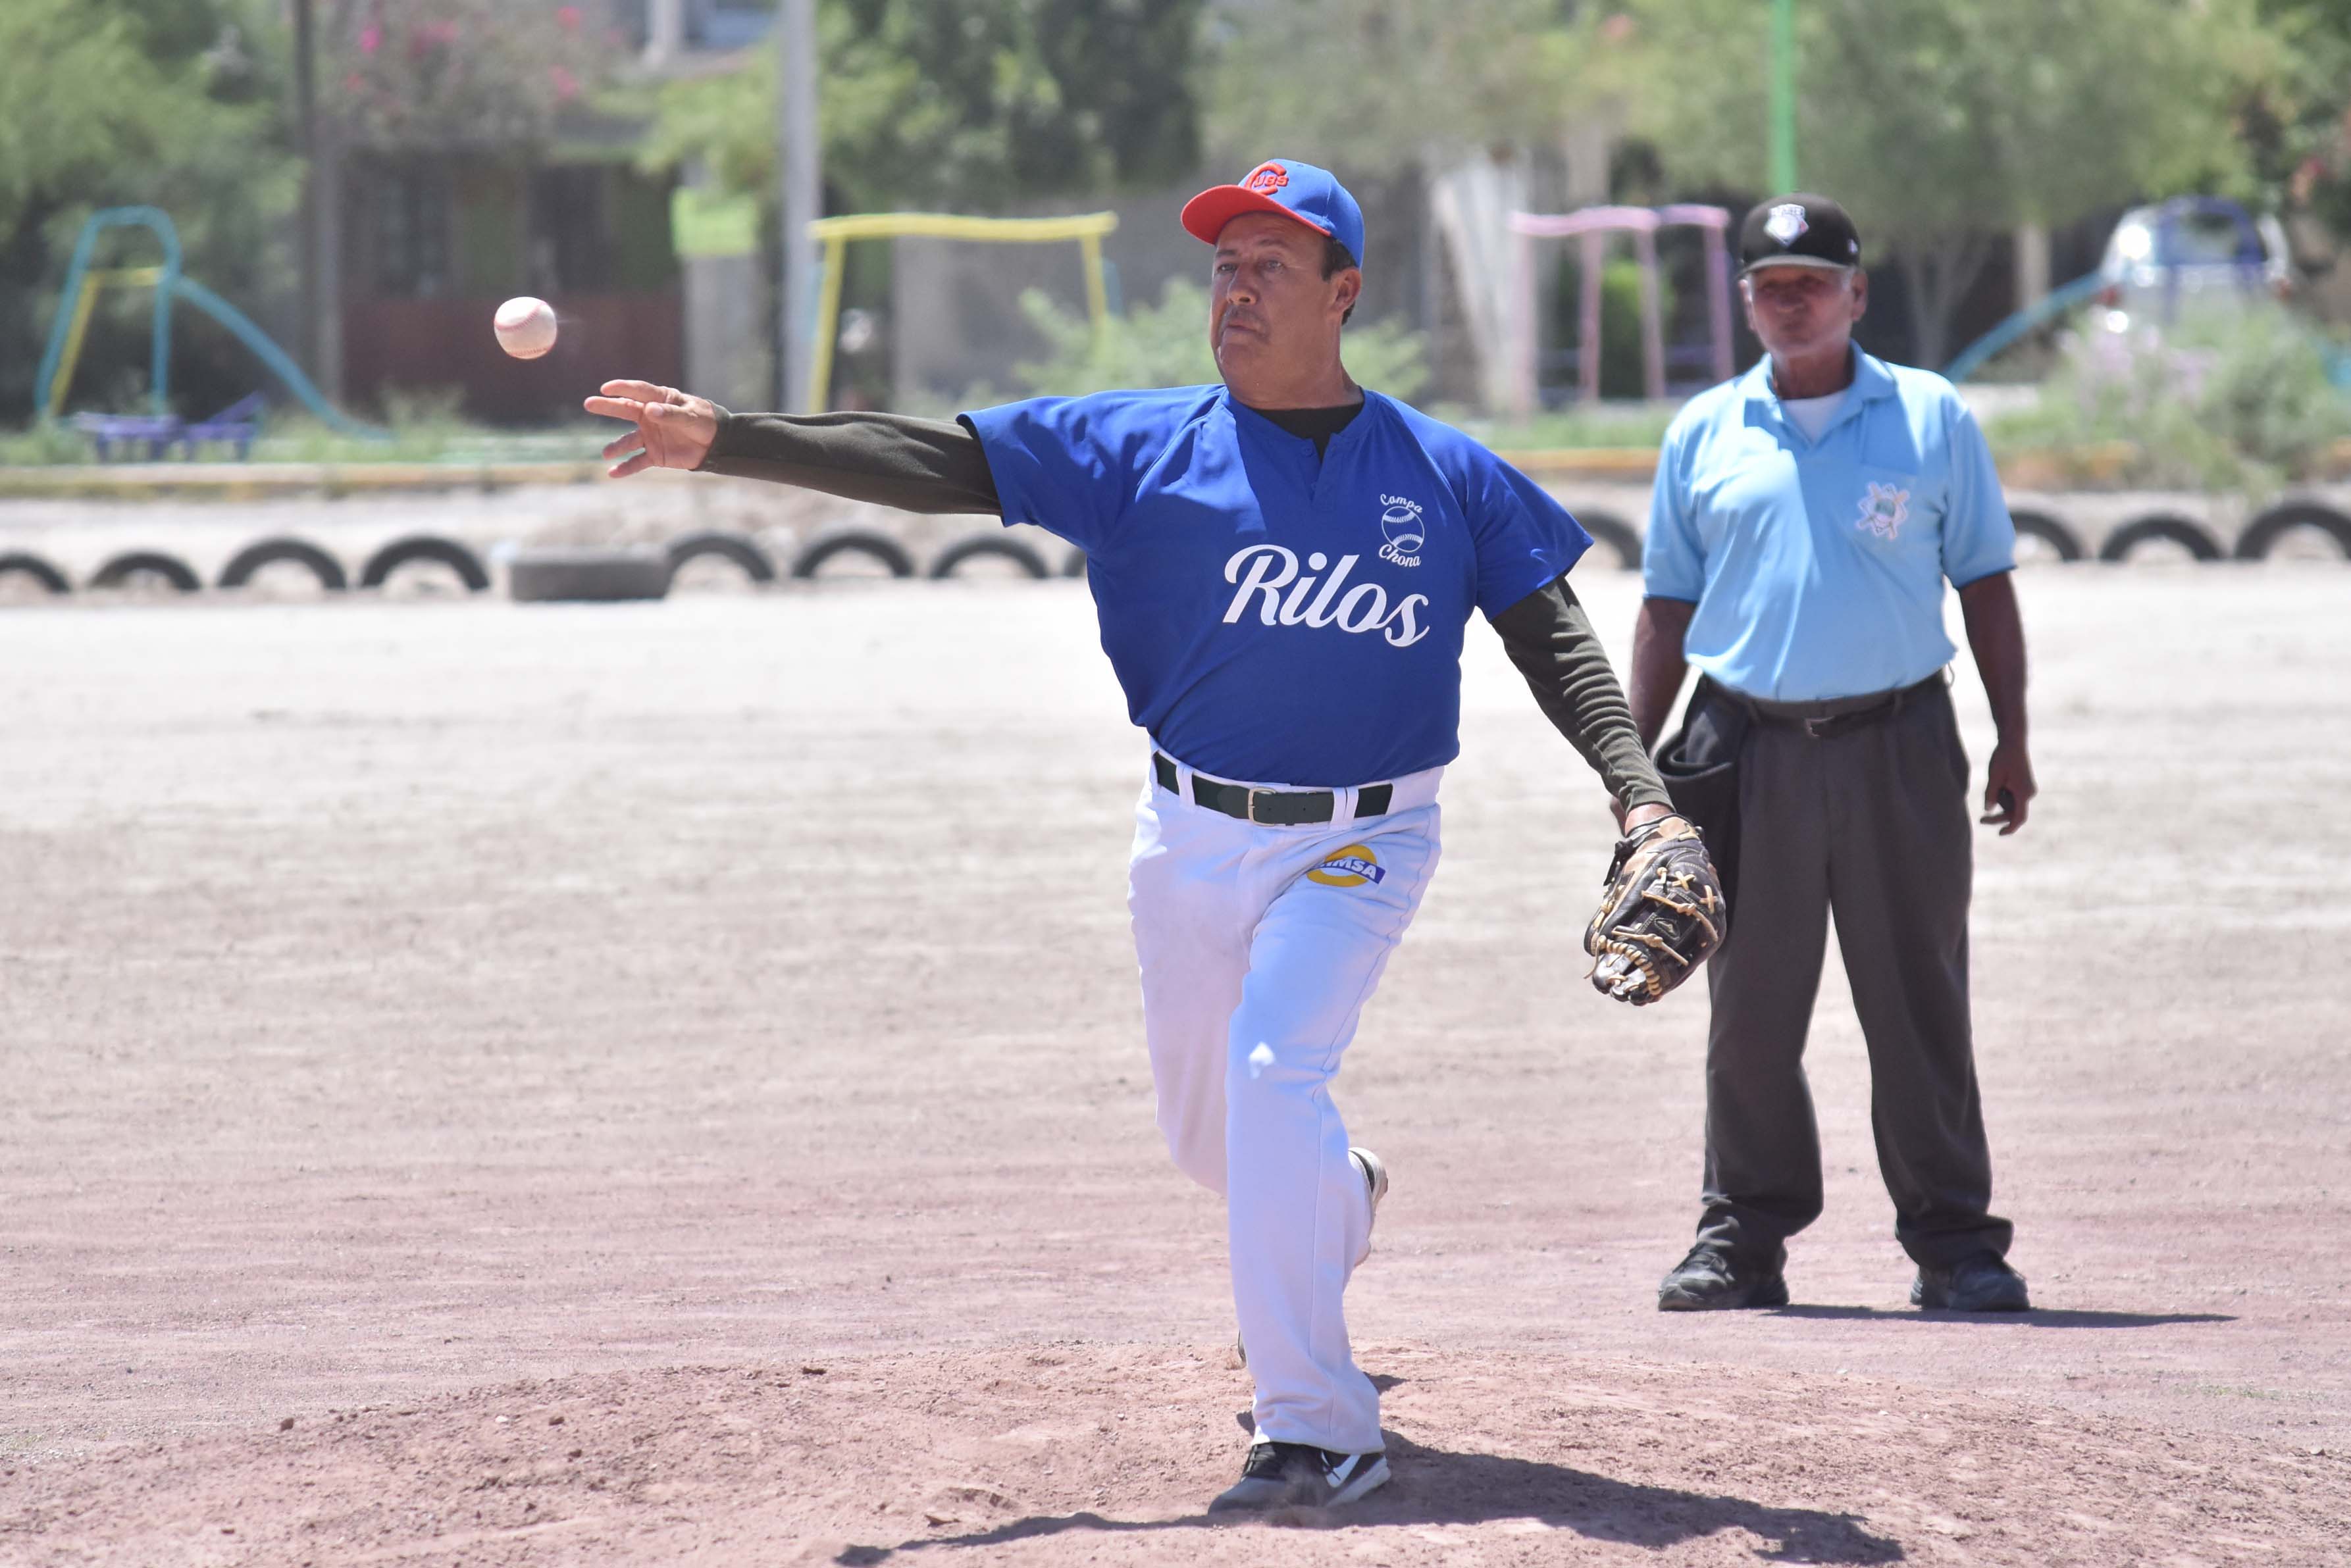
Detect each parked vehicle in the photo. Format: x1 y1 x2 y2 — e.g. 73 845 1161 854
2094 197 2290 328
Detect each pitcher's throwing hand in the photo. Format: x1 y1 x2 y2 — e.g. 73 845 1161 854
584 380 718 476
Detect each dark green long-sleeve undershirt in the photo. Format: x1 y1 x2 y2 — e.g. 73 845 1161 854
698 406 1669 813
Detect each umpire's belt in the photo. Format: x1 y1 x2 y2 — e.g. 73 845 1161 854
1728 672 1945 740
1153 751 1396 825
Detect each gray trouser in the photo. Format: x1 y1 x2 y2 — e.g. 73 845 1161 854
1695 680 2013 1269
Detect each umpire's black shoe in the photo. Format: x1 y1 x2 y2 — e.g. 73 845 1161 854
1912 1252 2030 1312
1657 1243 1790 1311
1209 1440 1389 1513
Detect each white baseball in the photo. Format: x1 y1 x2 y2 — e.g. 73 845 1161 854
493 297 558 360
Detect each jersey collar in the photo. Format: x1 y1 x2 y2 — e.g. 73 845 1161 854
1742 345 1896 443
1222 385 1381 453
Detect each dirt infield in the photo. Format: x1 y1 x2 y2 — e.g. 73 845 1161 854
3 567 2346 1565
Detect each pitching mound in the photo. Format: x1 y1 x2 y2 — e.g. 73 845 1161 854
7 1344 2337 1566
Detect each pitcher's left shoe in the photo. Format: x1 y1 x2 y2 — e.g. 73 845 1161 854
1208 1440 1389 1513
1351 1146 1389 1253
1239 1148 1389 1368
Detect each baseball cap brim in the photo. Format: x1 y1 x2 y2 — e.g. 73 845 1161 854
1179 185 1333 246
1739 254 1855 280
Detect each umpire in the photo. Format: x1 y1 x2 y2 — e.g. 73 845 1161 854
1628 195 2036 1313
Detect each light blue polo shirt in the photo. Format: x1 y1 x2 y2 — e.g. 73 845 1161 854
1643 348 2015 701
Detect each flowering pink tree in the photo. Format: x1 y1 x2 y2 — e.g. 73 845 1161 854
334 0 611 148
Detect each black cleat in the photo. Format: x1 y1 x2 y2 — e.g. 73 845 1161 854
1208 1440 1390 1513
1912 1252 2030 1312
1657 1243 1790 1311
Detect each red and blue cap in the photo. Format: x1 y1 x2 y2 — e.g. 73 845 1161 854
1181 158 1365 265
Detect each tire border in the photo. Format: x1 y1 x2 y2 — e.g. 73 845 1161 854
0 551 72 594
89 549 201 593
2235 500 2351 561
359 534 491 592
2007 508 2085 563
929 534 1051 580
790 528 916 580
218 536 349 592
665 528 777 584
1576 510 1644 570
2097 513 2222 563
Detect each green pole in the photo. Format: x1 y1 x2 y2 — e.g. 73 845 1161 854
1769 0 1797 191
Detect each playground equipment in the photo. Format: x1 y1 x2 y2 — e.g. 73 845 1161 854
1509 205 1735 413
32 206 385 443
800 211 1118 411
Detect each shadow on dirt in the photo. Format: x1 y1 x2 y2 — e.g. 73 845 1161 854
837 1430 1905 1563
1767 1306 2233 1328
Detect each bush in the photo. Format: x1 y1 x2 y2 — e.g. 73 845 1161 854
1984 303 2351 495
998 278 1431 404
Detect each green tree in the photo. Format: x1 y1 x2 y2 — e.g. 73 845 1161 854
643 0 1208 211
2236 2 2351 243
1202 1 1642 175
1623 0 2277 367
0 0 298 419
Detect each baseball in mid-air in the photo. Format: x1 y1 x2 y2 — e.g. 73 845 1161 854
493 297 558 360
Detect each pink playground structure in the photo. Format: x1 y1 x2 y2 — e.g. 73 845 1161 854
1509 204 1735 413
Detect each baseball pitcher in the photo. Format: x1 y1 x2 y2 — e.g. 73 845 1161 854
588 159 1722 1512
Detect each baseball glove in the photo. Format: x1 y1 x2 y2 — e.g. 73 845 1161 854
1584 815 1728 1005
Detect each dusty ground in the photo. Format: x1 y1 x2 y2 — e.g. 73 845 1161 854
2 566 2346 1565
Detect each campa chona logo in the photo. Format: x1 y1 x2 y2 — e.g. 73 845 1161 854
1306 844 1384 888
1221 545 1432 647
1376 494 1424 567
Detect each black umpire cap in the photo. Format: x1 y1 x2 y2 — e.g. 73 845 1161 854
1738 194 1861 277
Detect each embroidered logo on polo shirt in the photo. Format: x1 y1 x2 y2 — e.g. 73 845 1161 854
1857 480 1911 540
1764 203 1809 245
1376 494 1424 567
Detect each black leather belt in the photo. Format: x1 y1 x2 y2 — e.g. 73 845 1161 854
1733 673 1944 740
1153 752 1393 825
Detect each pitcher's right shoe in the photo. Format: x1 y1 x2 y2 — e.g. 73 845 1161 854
1657 1242 1790 1311
1208 1440 1389 1513
1239 1148 1389 1368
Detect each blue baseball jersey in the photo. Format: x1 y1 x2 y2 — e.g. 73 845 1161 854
1643 349 2016 702
962 386 1591 786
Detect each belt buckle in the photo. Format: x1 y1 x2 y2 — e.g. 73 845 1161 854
1246 787 1274 824
1801 715 1834 740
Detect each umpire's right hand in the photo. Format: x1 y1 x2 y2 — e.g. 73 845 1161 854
584 380 719 477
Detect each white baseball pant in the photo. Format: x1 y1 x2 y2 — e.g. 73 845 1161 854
1127 751 1443 1456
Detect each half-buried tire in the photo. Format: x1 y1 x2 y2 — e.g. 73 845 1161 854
791 529 915 580
0 551 71 595
359 535 490 592
2235 501 2351 561
929 534 1050 580
2008 508 2085 563
219 537 348 592
89 550 201 593
509 547 672 603
665 528 777 584
1576 510 1643 570
2098 514 2222 563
